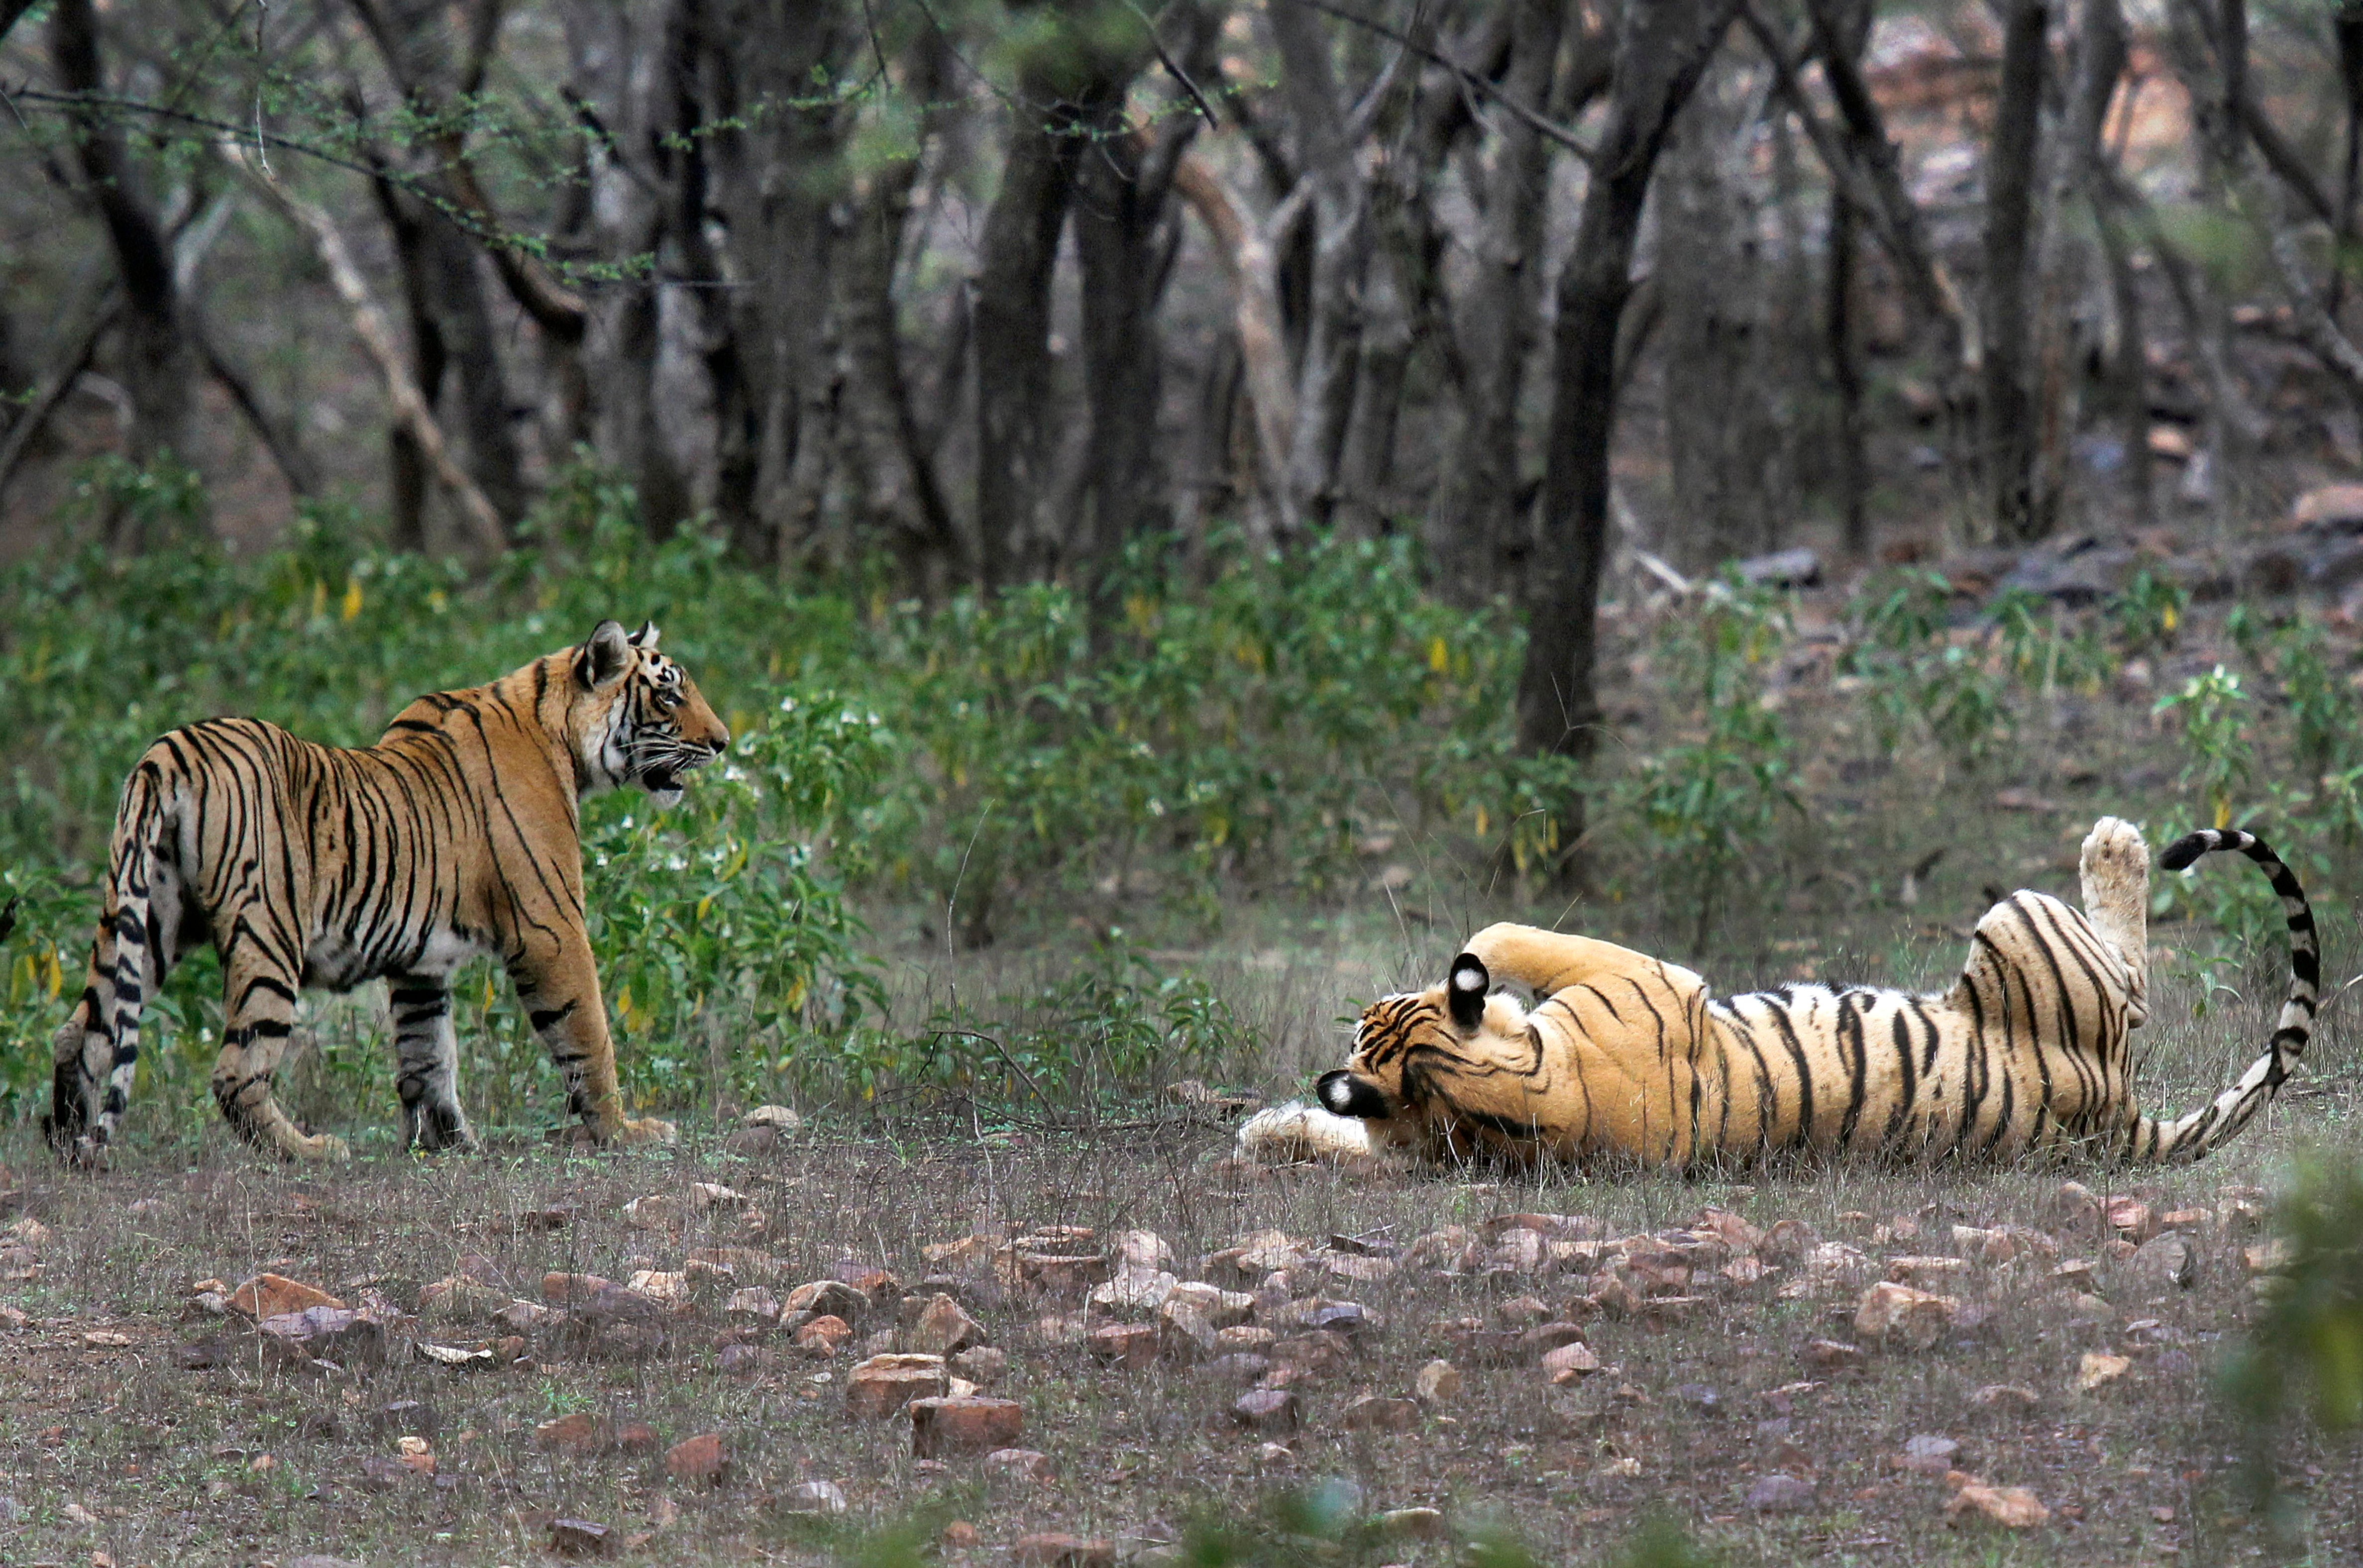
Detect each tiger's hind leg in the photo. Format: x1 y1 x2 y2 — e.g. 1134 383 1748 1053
2079 817 2151 1025
211 936 348 1162
388 972 477 1152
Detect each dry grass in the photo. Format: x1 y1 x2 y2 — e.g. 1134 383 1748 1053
2 926 2359 1568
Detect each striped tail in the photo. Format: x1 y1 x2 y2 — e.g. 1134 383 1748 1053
51 767 165 1159
2122 828 2318 1161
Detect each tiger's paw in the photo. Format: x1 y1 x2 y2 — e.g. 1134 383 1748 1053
281 1131 352 1163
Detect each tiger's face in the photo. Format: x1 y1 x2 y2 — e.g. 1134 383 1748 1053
571 619 730 807
1318 952 1514 1128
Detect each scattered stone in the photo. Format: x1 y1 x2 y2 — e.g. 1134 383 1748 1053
1088 1322 1161 1369
982 1447 1054 1483
535 1413 614 1453
542 1272 615 1305
1747 1472 1817 1513
1946 1483 2049 1528
941 1521 980 1549
0 1305 29 1331
718 1344 774 1378
727 1286 781 1321
1738 547 1821 588
1894 1435 1961 1474
792 1315 854 1357
1215 1324 1277 1353
745 1104 803 1131
1158 1298 1220 1357
1016 1251 1114 1296
1270 1331 1354 1380
785 1279 871 1322
664 1433 729 1485
1414 1359 1462 1403
1854 1282 1957 1350
1379 1507 1445 1539
626 1269 689 1304
492 1300 551 1333
1339 1395 1418 1432
621 1196 675 1229
1542 1342 1601 1382
1088 1268 1176 1314
227 1274 343 1321
1165 1280 1256 1327
1887 1255 1970 1284
774 1479 847 1515
1971 1384 2040 1412
256 1305 388 1364
1206 1353 1272 1384
845 1353 948 1417
2293 483 2363 531
910 1395 1024 1458
549 1518 615 1557
2077 1353 2131 1392
2102 1197 2157 1242
2129 1233 2195 1291
904 1293 983 1357
1800 1339 1865 1371
1012 1533 1116 1568
951 1345 1007 1385
414 1341 495 1369
1231 1388 1301 1435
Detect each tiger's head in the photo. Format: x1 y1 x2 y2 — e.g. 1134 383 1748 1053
570 619 730 807
1318 951 1521 1132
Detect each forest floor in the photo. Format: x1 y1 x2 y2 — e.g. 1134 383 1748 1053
0 926 2357 1568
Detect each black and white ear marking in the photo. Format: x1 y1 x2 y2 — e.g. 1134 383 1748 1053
1318 1070 1392 1120
1447 951 1489 1030
628 621 660 649
578 619 633 690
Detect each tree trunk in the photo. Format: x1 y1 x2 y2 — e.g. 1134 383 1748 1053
1982 0 2048 544
1076 119 1170 618
50 0 198 542
1519 0 1741 880
1819 0 1873 559
1433 0 1567 594
2334 2 2363 319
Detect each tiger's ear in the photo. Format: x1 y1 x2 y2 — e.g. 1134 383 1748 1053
577 619 633 690
628 621 660 649
1447 952 1489 1030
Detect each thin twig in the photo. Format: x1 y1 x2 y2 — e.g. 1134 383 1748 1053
1118 0 1219 128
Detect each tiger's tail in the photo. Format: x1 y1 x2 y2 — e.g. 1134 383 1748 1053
48 762 167 1159
2121 828 2318 1162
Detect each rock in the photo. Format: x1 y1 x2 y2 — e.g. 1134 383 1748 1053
1542 1342 1601 1382
1215 1324 1277 1353
791 1315 854 1357
1738 547 1822 588
2077 1352 2131 1392
549 1518 615 1557
726 1286 780 1321
227 1274 343 1320
1230 1388 1301 1435
774 1479 847 1515
1853 1282 1957 1350
1158 1299 1220 1358
744 1104 803 1131
982 1447 1054 1482
784 1279 871 1323
1270 1331 1354 1379
542 1272 614 1304
414 1341 496 1369
626 1269 689 1304
535 1413 614 1453
1747 1473 1817 1513
1165 1280 1256 1327
1206 1353 1272 1384
1339 1394 1418 1432
846 1353 948 1417
1800 1339 1865 1371
492 1300 551 1333
621 1195 675 1230
903 1293 983 1357
1520 1322 1589 1357
1414 1359 1462 1403
1087 1322 1161 1369
1998 537 2138 605
1113 1229 1175 1270
2294 483 2363 532
1380 1506 1445 1539
255 1305 388 1364
2103 1196 2157 1241
941 1520 980 1548
1946 1483 2049 1528
910 1395 1024 1458
1016 1252 1113 1297
1971 1384 2040 1412
1268 1298 1381 1338
1012 1534 1115 1568
664 1433 729 1485
1887 1255 1971 1284
418 1275 510 1321
1088 1268 1177 1314
921 1342 995 1386
718 1344 774 1378
1894 1435 1960 1474
2129 1233 2195 1290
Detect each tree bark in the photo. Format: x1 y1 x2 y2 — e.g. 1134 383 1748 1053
50 0 199 540
1982 0 2048 543
1518 0 1740 879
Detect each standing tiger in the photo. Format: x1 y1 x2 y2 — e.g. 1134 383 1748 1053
1241 818 2317 1169
45 620 728 1163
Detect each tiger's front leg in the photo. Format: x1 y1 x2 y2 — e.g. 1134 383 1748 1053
388 972 478 1152
506 937 675 1149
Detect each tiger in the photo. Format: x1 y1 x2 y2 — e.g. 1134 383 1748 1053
44 619 728 1164
1239 818 2317 1170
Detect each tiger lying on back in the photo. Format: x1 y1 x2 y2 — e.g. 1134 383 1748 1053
46 620 727 1164
1241 818 2316 1169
